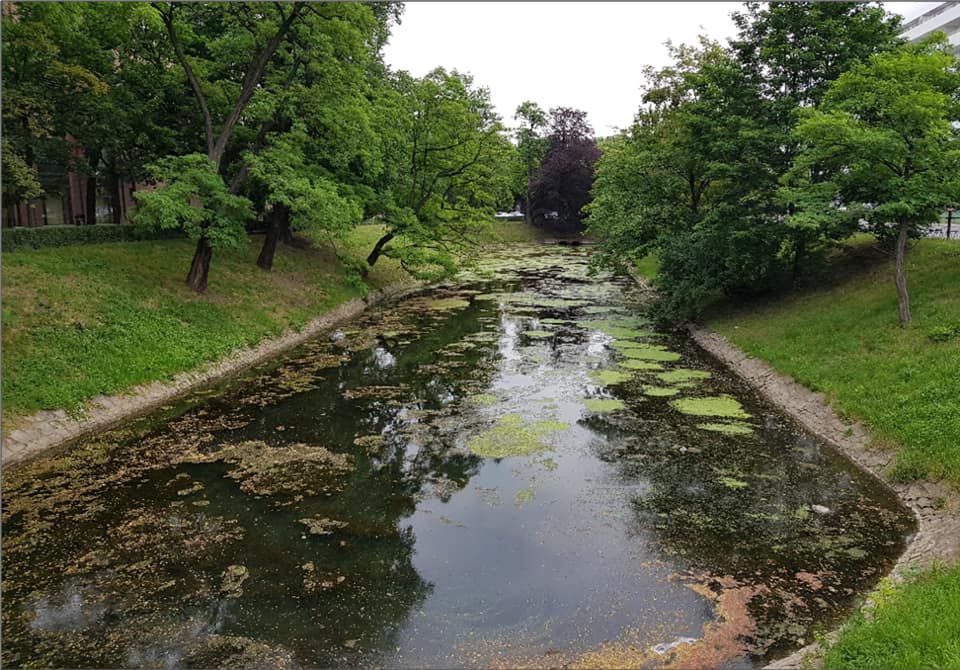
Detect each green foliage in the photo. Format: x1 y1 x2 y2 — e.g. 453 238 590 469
711 239 960 485
245 124 362 244
788 38 960 239
588 3 904 323
824 565 960 670
368 68 514 277
1 224 179 252
132 154 252 249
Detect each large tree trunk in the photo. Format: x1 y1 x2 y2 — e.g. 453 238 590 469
894 222 911 327
792 236 806 286
186 236 213 292
364 232 395 274
85 148 101 225
256 204 290 270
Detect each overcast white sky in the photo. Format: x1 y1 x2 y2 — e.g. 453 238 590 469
384 2 941 136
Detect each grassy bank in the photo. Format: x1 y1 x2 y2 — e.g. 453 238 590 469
710 238 960 486
704 237 960 669
2 221 540 428
824 566 960 669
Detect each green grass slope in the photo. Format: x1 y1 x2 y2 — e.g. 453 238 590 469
1 226 405 427
711 239 960 486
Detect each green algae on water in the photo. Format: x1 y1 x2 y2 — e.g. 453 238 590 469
671 395 751 419
540 457 559 471
466 414 553 459
718 476 749 490
515 487 535 504
658 369 711 384
530 419 570 435
427 298 471 310
696 422 754 435
465 393 498 407
589 369 634 386
583 398 625 413
642 385 680 398
524 330 554 339
618 360 663 371
615 343 682 362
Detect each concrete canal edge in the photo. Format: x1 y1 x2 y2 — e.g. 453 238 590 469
2 282 421 469
687 325 960 669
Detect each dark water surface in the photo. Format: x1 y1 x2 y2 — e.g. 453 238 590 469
2 245 914 668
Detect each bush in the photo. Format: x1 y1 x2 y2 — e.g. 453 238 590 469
1 224 182 251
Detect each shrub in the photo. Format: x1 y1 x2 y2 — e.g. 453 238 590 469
1 224 182 252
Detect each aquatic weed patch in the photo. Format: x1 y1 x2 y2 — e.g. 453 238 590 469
671 395 751 419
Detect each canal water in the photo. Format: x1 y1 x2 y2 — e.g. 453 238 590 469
2 245 913 668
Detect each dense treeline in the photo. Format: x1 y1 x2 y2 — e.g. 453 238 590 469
2 2 516 290
588 2 960 326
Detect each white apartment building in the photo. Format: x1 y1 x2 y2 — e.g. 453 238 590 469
901 2 960 53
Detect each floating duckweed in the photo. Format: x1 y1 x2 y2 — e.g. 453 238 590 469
466 414 552 458
466 393 499 406
530 419 570 435
427 298 471 310
606 327 657 340
642 385 680 397
583 398 626 413
515 487 535 504
718 476 749 490
589 369 634 386
540 457 559 471
658 369 711 384
524 330 554 339
618 360 664 371
540 318 573 325
696 422 755 435
671 395 751 419
616 344 682 362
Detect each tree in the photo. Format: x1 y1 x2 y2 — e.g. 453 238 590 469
731 1 903 279
787 37 960 326
513 101 547 226
147 2 308 291
230 2 395 270
363 68 512 279
529 107 599 232
133 154 252 291
588 40 723 273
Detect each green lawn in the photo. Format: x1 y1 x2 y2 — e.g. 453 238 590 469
710 239 960 486
824 567 960 670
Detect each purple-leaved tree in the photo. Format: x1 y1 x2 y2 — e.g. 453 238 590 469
530 107 600 232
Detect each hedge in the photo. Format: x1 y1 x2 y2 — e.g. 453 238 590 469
1 224 183 252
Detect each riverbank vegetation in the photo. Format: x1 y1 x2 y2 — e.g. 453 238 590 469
1 222 541 427
824 566 960 670
712 237 960 485
588 3 960 327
